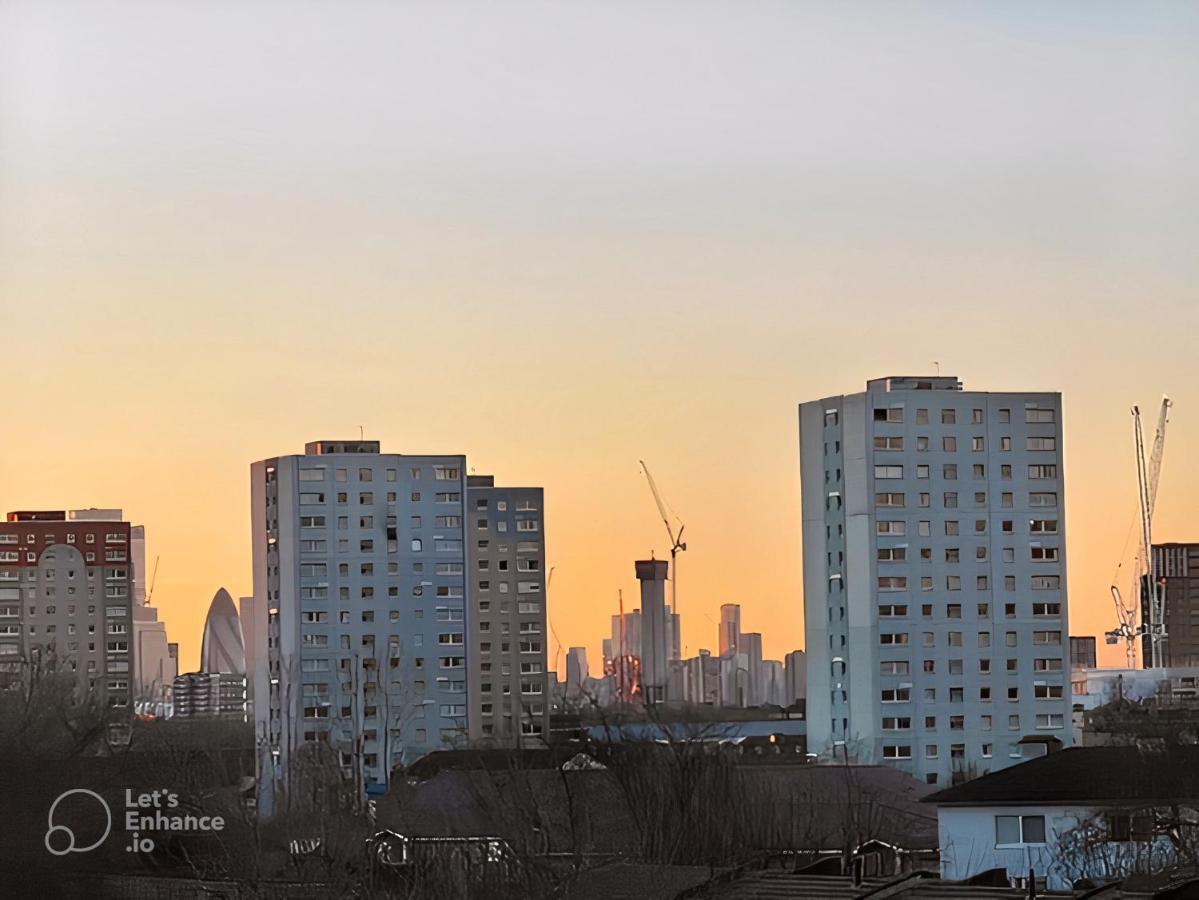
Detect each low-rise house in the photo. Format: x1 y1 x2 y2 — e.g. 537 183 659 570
923 746 1199 892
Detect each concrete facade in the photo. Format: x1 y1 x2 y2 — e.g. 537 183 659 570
636 559 670 702
801 376 1071 785
464 475 549 745
0 509 136 709
250 440 470 796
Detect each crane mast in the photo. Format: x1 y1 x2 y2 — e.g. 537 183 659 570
639 460 686 618
1108 398 1171 667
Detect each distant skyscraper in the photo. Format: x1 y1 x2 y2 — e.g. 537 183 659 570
800 376 1071 785
741 632 764 704
201 588 246 674
784 649 807 705
636 559 670 703
566 646 588 698
610 609 642 661
0 509 135 708
719 603 741 657
1143 544 1199 667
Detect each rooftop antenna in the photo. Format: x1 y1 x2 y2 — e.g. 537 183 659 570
934 361 941 375
358 425 364 440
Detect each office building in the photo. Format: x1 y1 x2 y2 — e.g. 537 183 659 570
249 439 470 795
0 509 136 708
800 376 1071 784
133 603 176 715
173 671 247 719
464 474 548 746
202 587 246 674
1142 543 1199 667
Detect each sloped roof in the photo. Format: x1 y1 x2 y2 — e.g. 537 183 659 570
378 762 938 855
924 746 1199 806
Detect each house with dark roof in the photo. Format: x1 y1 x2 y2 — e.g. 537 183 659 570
922 746 1199 892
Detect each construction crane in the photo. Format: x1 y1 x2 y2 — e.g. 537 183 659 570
145 555 160 607
1107 398 1172 667
545 567 563 674
639 460 686 616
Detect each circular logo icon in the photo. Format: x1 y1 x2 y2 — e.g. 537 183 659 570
45 788 112 856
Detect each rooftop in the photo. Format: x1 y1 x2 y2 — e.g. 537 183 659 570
924 746 1199 806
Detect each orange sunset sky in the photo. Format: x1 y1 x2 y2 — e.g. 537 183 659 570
2 3 1197 674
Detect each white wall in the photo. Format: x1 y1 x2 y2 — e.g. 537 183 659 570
939 804 1175 891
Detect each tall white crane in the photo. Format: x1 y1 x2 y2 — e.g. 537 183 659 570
1108 398 1172 667
639 460 686 616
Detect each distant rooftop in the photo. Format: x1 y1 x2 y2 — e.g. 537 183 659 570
304 439 381 456
6 511 66 522
866 375 963 393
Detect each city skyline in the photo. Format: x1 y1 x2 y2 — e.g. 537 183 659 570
3 2 1198 674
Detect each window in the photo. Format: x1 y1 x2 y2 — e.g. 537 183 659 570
875 493 905 508
882 745 912 759
874 465 903 479
1031 576 1061 591
877 521 906 535
916 408 929 425
878 576 907 591
434 466 460 480
972 437 984 451
1030 519 1059 533
874 436 904 451
1036 713 1064 729
941 409 956 424
1030 492 1058 508
877 548 906 562
1030 546 1059 562
943 437 957 452
1027 437 1056 451
996 815 1046 846
1033 630 1062 645
1025 407 1055 424
943 464 958 480
880 660 909 675
878 604 908 617
881 687 911 703
1028 464 1057 479
879 632 909 645
874 407 904 423
1034 683 1064 699
881 717 911 730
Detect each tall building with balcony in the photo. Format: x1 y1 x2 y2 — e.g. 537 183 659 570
800 376 1071 785
0 509 136 708
464 475 548 745
249 440 469 795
